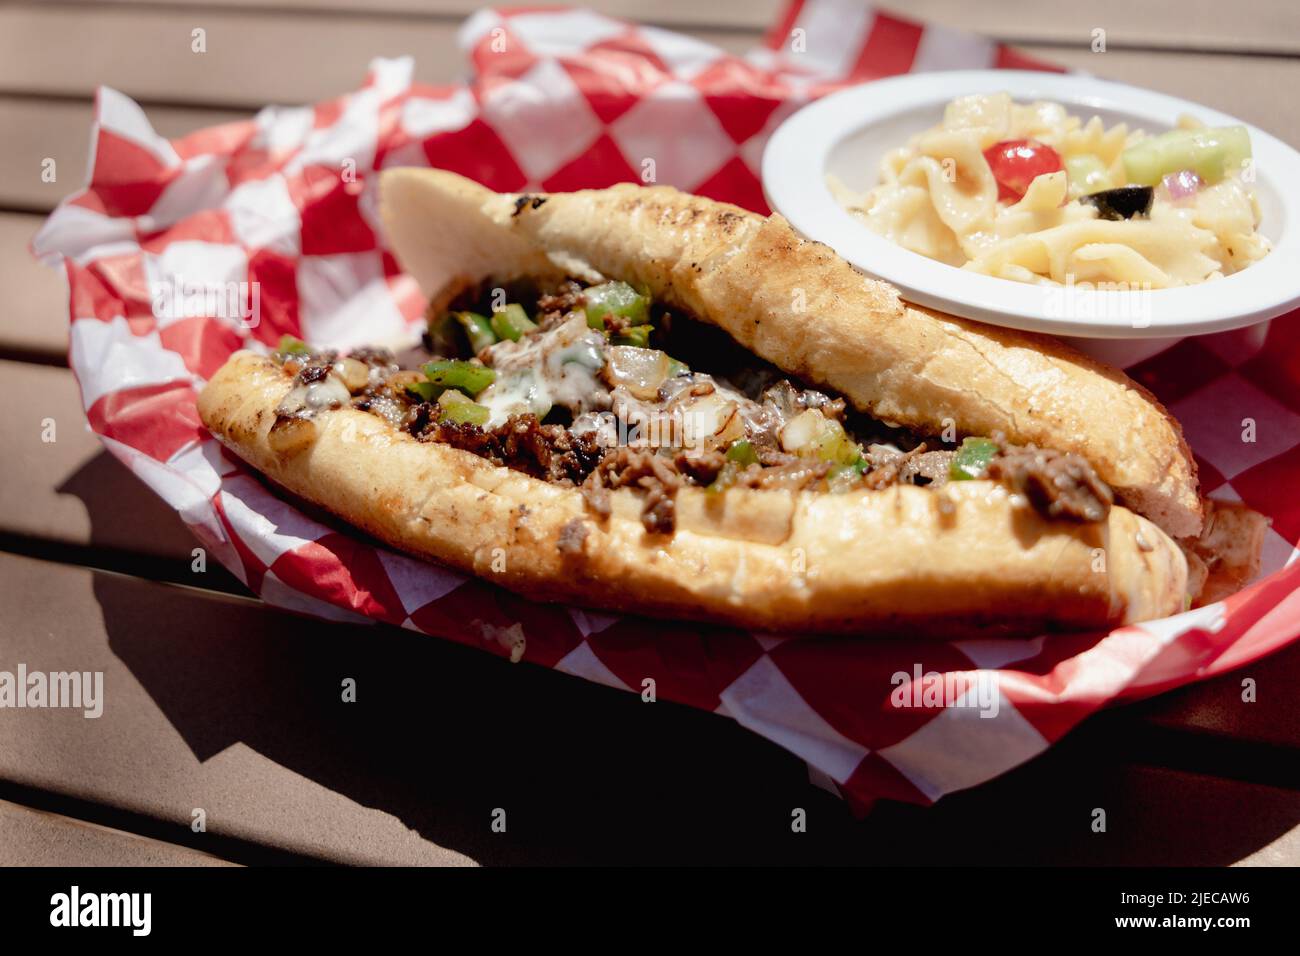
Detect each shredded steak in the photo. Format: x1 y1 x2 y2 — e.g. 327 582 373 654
987 446 1112 522
585 447 684 534
536 281 586 330
417 413 603 484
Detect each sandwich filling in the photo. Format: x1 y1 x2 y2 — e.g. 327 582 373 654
269 278 1112 534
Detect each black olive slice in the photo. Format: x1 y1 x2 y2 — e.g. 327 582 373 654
1081 186 1155 221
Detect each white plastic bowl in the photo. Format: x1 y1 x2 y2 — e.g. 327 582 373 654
762 70 1300 366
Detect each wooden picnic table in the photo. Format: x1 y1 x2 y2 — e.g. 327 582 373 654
1 0 1298 866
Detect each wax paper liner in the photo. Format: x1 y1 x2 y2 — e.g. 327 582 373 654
32 1 1300 811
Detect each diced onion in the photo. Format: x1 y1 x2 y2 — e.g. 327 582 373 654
780 408 823 452
781 408 858 462
678 392 739 447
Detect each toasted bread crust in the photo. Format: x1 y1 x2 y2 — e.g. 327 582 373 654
198 351 1187 634
381 168 1202 538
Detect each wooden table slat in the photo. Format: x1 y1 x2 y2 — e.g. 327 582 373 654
114 0 788 32
877 0 1300 54
1134 645 1300 753
107 0 1300 54
0 549 1296 865
0 360 210 565
0 6 755 112
0 6 1297 148
0 798 239 867
1 214 68 358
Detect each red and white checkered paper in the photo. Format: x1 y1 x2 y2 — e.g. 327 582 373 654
33 1 1300 811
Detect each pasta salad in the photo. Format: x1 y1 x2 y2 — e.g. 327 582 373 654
828 92 1270 288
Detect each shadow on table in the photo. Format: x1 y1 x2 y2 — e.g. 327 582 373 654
62 450 1300 865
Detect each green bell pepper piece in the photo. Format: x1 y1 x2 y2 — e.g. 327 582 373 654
277 334 309 355
584 281 650 330
421 360 496 396
825 456 869 484
490 303 538 342
726 440 759 467
405 381 445 403
452 311 497 353
426 311 464 356
949 437 999 481
438 400 490 426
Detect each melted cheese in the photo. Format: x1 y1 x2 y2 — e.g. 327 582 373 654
276 372 351 418
477 314 609 426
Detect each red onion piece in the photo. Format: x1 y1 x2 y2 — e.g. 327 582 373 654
1162 169 1202 201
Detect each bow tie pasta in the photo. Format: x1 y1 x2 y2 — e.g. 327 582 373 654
829 92 1270 288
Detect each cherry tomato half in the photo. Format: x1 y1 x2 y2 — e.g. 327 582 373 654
983 139 1063 202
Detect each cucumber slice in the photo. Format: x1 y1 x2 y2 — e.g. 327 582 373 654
1064 154 1111 195
1122 125 1251 186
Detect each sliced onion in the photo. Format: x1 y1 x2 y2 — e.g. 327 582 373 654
605 345 669 400
713 405 744 445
